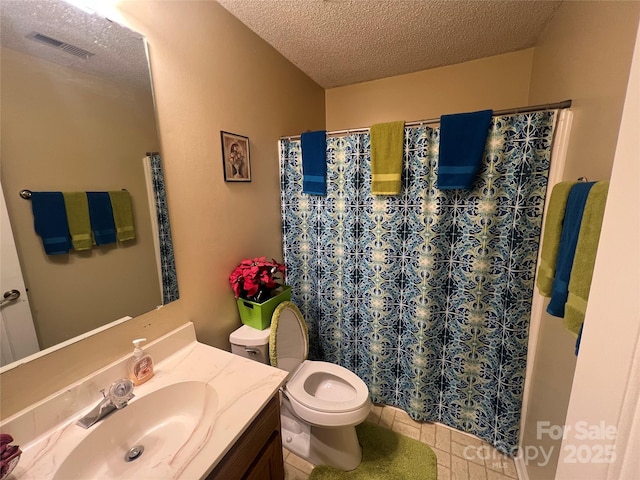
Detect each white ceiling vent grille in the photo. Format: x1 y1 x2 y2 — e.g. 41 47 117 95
26 32 94 59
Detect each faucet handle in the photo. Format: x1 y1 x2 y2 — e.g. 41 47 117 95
108 378 134 409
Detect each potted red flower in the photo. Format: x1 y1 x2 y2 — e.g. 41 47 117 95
229 257 290 330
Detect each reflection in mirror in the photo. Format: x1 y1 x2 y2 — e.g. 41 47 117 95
0 0 178 368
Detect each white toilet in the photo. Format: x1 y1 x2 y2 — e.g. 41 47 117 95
229 301 371 470
269 301 371 471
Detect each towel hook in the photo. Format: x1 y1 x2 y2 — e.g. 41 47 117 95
577 176 589 182
19 189 32 199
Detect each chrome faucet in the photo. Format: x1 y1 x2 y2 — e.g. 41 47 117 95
76 378 135 429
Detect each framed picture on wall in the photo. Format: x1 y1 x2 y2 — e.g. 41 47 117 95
221 131 251 182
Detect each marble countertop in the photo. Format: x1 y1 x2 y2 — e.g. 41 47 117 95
1 323 288 479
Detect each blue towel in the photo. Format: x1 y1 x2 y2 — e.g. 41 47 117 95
301 130 327 195
30 192 71 255
547 182 595 317
87 192 117 245
437 109 493 190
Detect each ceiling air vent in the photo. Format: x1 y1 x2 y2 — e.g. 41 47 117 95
26 32 95 59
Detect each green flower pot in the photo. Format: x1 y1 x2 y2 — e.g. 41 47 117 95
236 285 291 330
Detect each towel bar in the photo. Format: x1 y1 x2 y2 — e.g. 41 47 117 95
20 188 128 199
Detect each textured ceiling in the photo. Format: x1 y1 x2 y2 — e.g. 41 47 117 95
217 0 563 88
0 0 151 91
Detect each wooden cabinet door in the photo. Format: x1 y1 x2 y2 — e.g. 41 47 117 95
244 432 284 480
207 395 284 480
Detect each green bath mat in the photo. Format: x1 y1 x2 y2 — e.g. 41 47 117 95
309 421 438 480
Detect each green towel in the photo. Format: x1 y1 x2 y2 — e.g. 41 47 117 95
62 192 93 251
108 190 136 241
370 121 405 195
536 181 576 297
564 181 609 335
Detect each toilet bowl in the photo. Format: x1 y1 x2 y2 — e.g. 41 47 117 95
270 301 371 471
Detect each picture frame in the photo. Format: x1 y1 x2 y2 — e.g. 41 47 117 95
220 131 251 182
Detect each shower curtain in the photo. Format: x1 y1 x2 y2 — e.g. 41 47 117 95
148 153 179 304
279 111 557 455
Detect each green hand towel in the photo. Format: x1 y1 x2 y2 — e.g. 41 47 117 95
62 192 93 251
108 190 136 242
370 121 405 195
536 181 576 297
564 181 609 335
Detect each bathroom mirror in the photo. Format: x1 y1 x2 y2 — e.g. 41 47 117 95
0 0 177 368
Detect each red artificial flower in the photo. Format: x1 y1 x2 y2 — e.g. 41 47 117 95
229 257 286 300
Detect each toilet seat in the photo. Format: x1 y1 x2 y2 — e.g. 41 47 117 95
287 360 370 413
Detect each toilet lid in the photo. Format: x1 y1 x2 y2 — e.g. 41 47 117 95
269 301 308 373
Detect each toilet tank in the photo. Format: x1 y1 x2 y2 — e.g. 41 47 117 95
229 324 271 364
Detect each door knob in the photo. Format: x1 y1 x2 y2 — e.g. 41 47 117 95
0 290 21 306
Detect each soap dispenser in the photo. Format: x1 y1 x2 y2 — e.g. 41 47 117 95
128 338 154 386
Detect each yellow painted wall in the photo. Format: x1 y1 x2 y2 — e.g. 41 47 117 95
1 47 162 349
528 1 640 183
522 2 640 479
0 0 325 417
326 49 534 130
120 0 325 347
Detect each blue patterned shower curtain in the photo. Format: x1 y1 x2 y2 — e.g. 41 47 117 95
279 112 556 455
149 154 179 304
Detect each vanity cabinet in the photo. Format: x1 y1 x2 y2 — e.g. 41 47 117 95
207 395 284 480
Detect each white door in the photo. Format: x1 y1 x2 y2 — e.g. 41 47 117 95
0 183 40 367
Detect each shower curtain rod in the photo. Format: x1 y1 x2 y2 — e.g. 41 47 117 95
281 99 572 140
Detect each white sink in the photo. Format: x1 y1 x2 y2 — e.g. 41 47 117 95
54 381 218 479
2 325 289 480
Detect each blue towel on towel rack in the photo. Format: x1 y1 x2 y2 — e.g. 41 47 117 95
301 130 327 195
437 109 493 190
547 182 595 317
87 192 117 245
30 192 72 255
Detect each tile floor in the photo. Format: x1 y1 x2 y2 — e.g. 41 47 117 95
283 404 519 480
